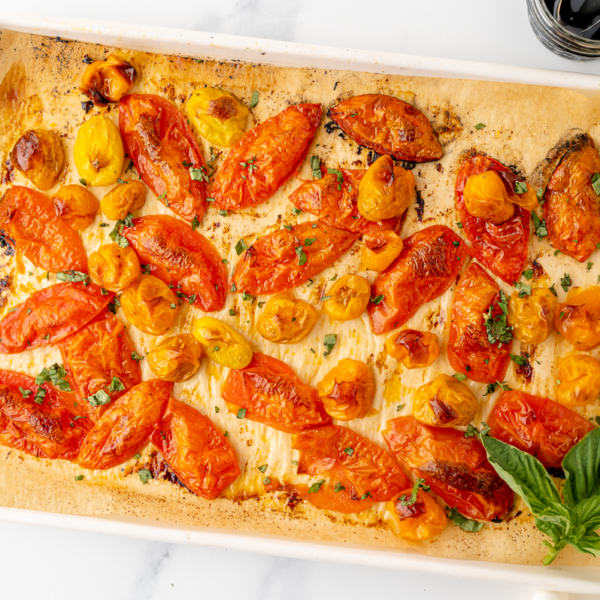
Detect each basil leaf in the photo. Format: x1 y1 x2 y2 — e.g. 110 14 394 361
574 496 600 532
576 532 600 556
447 507 483 532
562 428 600 508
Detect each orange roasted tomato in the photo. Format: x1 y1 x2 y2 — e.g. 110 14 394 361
385 329 439 368
255 292 318 344
368 225 467 334
11 129 64 190
455 154 531 284
0 282 113 354
556 355 600 407
119 94 208 222
292 424 410 514
507 287 557 346
88 244 141 293
151 397 240 499
221 352 331 433
487 390 594 469
447 262 512 384
0 186 88 273
78 379 172 470
147 334 203 383
383 416 514 521
329 94 442 162
80 53 136 105
316 359 375 421
387 488 447 542
231 220 359 295
362 230 404 271
101 179 146 221
51 184 100 230
323 275 371 321
212 103 322 211
124 215 227 312
555 286 600 351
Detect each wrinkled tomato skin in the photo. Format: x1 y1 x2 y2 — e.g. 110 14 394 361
329 95 442 162
151 397 240 499
232 220 359 295
0 369 91 460
212 103 322 211
78 379 172 470
0 186 88 273
487 390 594 469
368 225 467 335
119 94 207 222
124 215 227 312
447 262 512 383
221 352 331 433
292 424 410 514
383 416 514 521
455 155 530 284
0 282 113 354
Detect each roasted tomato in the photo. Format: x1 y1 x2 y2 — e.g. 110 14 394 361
80 53 136 105
316 359 375 421
231 220 359 295
556 355 600 407
123 215 227 312
221 352 331 433
255 292 318 344
507 287 556 346
362 230 403 271
119 94 208 222
51 184 100 230
323 274 371 321
88 244 141 293
78 379 172 469
455 154 530 284
147 334 203 382
368 225 467 334
487 390 594 469
0 282 112 354
0 186 88 273
385 329 439 369
192 317 253 370
186 87 249 147
11 129 64 190
383 416 514 521
556 286 600 351
74 114 125 187
387 489 447 542
120 275 178 336
447 263 512 384
101 179 146 221
292 424 410 514
211 103 321 211
329 94 442 162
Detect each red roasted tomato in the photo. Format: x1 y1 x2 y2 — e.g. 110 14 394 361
211 103 322 211
383 416 514 521
368 225 467 335
119 94 208 222
221 352 331 433
151 397 240 499
124 214 227 312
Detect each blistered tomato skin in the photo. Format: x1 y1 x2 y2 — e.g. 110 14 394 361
212 103 322 211
119 94 208 222
507 288 556 346
88 244 141 293
101 179 146 221
362 231 403 271
556 355 600 407
147 334 203 383
256 293 318 344
329 95 443 162
556 286 600 351
387 489 447 542
488 390 594 469
80 53 136 105
192 317 253 370
383 416 514 521
0 186 88 274
323 275 371 321
11 129 64 190
151 397 240 499
368 225 467 335
385 329 439 369
51 184 100 230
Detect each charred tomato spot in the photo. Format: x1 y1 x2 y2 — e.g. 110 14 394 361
419 460 503 498
206 96 239 122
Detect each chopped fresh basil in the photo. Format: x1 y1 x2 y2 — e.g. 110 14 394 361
86 389 112 407
138 469 153 484
515 282 531 297
237 408 247 419
308 479 325 494
323 333 337 357
561 273 572 293
235 239 248 255
531 211 548 241
370 295 384 305
514 181 528 195
131 351 144 362
592 173 600 196
56 270 89 284
250 91 259 108
474 123 486 130
448 507 483 532
191 215 200 231
483 289 512 345
453 373 467 382
258 464 268 473
310 155 322 179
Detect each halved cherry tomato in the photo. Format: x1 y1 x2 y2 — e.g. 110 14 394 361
255 292 318 344
362 230 404 271
212 103 321 211
323 274 371 321
368 225 467 335
556 355 600 407
51 184 100 230
151 397 240 499
124 215 227 312
385 329 439 368
221 352 331 433
119 94 208 222
147 334 203 383
387 489 447 541
0 186 88 273
11 129 64 190
555 286 600 351
193 317 253 370
383 416 514 521
80 53 136 105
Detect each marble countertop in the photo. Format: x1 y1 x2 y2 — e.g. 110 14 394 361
2 1 600 599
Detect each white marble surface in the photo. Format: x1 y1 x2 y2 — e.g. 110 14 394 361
2 1 600 599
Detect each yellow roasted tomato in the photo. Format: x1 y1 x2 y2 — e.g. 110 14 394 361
186 88 249 147
556 355 600 407
507 287 557 346
463 171 515 224
412 373 478 427
11 129 64 191
74 114 124 186
556 287 600 351
80 53 136 105
323 274 371 321
387 488 447 542
385 329 439 369
256 292 318 344
89 244 141 292
147 334 203 382
316 358 375 421
51 184 100 230
192 317 253 369
120 275 178 335
362 230 403 271
100 179 146 220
